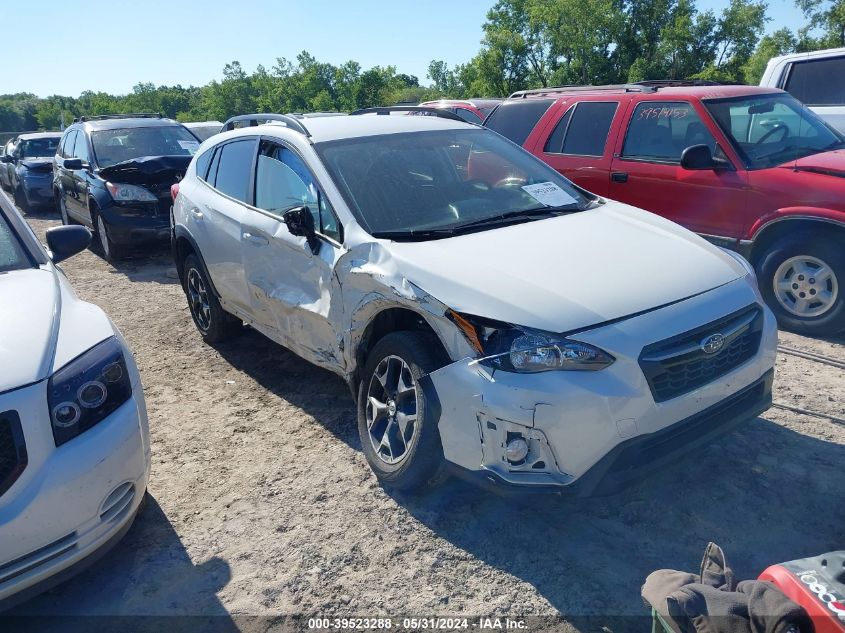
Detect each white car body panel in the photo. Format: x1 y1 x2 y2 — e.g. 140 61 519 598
387 202 746 333
173 117 777 494
0 192 151 606
761 47 845 134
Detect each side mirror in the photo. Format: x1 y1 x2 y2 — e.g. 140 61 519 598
46 225 91 263
0 155 12 163
63 158 84 170
680 144 717 170
283 205 320 254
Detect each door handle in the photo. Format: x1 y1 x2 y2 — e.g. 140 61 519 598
611 172 628 183
243 232 269 246
188 208 204 219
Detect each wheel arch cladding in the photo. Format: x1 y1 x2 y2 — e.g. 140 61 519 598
750 217 845 265
335 241 478 386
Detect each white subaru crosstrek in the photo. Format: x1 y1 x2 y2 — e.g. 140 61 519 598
172 109 777 494
0 198 150 608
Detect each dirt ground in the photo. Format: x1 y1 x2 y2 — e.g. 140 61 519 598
7 203 845 627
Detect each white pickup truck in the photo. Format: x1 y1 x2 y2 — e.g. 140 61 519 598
760 47 845 134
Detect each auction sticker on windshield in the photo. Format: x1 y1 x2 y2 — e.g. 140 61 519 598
521 182 577 207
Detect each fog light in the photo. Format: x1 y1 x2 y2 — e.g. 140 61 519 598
506 437 529 464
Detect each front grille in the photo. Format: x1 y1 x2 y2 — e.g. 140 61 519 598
0 411 28 498
639 305 763 403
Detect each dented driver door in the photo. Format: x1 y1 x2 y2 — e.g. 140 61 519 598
239 139 346 372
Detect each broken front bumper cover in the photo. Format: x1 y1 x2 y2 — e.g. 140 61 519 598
436 369 772 496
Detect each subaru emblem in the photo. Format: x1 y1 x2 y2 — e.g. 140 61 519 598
701 333 725 355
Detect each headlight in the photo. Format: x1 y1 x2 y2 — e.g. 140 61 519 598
448 311 614 373
721 248 756 281
48 337 132 446
106 181 157 202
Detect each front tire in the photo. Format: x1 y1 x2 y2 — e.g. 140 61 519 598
14 183 29 213
182 253 242 343
357 331 448 492
757 232 845 336
56 190 72 225
94 210 126 262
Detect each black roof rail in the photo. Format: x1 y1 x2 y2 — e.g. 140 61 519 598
508 79 743 99
74 112 164 122
632 79 743 89
508 84 646 99
220 113 310 137
349 106 465 122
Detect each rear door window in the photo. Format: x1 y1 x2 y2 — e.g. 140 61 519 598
213 139 256 203
484 99 554 145
622 101 716 163
784 57 845 106
545 102 618 156
194 148 214 181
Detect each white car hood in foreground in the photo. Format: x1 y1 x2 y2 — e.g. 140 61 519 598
386 202 747 333
0 266 114 393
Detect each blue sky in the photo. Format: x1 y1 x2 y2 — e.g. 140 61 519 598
0 0 807 98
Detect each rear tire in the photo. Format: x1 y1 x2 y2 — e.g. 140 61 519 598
357 331 449 492
757 232 845 336
182 253 242 343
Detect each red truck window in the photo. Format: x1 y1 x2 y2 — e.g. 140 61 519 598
622 101 716 163
544 102 618 157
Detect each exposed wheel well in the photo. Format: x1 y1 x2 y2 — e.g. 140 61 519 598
174 236 198 286
354 307 449 385
750 219 845 265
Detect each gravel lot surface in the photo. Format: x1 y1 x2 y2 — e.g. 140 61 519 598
7 203 845 628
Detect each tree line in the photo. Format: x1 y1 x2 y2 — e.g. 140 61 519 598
1 0 843 133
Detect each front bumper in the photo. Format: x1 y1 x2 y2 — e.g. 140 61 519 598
101 202 170 246
0 379 151 607
20 176 53 208
426 277 778 496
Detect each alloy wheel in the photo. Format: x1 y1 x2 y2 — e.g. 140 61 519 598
365 355 419 465
187 268 212 331
773 255 839 318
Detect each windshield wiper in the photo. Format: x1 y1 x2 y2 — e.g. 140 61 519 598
371 205 581 241
446 204 581 231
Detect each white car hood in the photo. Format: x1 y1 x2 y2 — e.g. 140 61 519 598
386 202 747 333
0 266 114 393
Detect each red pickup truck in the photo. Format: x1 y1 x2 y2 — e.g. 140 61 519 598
485 81 845 336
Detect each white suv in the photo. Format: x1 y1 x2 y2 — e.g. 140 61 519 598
0 199 150 608
172 109 777 494
760 47 845 134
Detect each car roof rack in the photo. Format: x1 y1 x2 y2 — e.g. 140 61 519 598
509 79 740 99
349 106 465 122
74 112 164 122
220 113 311 137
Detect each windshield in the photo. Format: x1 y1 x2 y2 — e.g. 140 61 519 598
91 125 200 168
0 210 31 272
20 138 60 159
316 128 591 239
704 93 845 169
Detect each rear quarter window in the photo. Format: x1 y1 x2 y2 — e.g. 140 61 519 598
484 99 554 146
784 57 845 106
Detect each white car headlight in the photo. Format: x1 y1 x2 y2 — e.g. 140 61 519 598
448 311 615 373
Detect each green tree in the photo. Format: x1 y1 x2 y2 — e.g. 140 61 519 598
797 0 845 47
742 27 798 83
